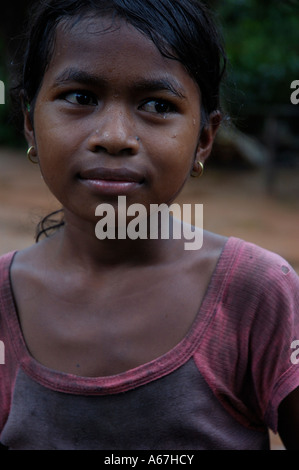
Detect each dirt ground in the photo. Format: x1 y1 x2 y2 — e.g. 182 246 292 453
1 147 299 450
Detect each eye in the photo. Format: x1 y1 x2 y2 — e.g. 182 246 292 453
141 99 176 115
63 91 98 106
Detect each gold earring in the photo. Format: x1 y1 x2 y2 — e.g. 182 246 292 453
191 161 204 178
27 146 39 164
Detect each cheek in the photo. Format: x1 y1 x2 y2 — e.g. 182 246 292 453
145 136 197 205
33 100 83 149
150 129 198 175
35 137 64 187
33 125 73 196
34 117 74 175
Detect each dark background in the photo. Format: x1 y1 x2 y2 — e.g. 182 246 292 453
1 0 299 450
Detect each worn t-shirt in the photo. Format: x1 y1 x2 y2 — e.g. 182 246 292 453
0 237 299 450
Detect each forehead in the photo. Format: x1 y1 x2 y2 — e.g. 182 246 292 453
55 16 162 64
44 16 200 98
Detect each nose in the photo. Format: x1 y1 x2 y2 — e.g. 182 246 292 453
87 105 140 156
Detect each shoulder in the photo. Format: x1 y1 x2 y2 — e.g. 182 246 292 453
0 241 56 313
0 251 17 293
194 237 299 431
218 238 299 386
209 236 299 351
222 236 299 294
225 235 292 268
0 251 17 270
8 237 56 280
192 232 299 312
0 242 46 273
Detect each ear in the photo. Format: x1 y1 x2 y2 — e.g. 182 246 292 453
193 110 221 168
22 98 36 148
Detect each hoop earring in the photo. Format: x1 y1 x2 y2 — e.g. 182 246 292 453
27 146 39 164
191 161 204 178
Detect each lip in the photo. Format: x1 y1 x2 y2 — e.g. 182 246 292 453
79 166 144 182
78 166 145 195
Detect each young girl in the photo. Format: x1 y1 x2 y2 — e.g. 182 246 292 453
0 0 298 450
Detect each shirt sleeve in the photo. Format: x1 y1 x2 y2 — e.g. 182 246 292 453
251 253 299 432
194 239 299 433
233 242 299 432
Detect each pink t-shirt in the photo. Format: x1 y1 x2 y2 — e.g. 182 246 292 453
0 237 298 450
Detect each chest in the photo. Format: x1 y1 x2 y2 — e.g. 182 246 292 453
13 262 208 377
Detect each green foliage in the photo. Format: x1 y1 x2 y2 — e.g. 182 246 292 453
216 0 299 112
0 37 23 146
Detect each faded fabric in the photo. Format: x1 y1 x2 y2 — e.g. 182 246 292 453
0 237 298 450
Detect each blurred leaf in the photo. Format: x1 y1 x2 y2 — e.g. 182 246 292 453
216 0 299 112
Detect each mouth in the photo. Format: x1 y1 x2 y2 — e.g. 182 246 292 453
78 166 145 195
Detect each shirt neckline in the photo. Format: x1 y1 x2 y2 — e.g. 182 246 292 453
2 236 240 394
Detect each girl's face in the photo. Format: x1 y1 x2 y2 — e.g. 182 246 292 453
25 16 218 225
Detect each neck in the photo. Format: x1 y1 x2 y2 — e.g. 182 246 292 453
49 210 182 270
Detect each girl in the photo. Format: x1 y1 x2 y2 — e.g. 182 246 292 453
1 0 299 450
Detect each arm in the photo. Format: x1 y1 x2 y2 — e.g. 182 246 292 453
278 386 299 450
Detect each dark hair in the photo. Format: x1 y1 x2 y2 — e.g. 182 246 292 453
11 0 227 241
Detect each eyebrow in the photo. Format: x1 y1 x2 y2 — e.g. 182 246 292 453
53 69 107 87
134 78 186 99
53 68 187 99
